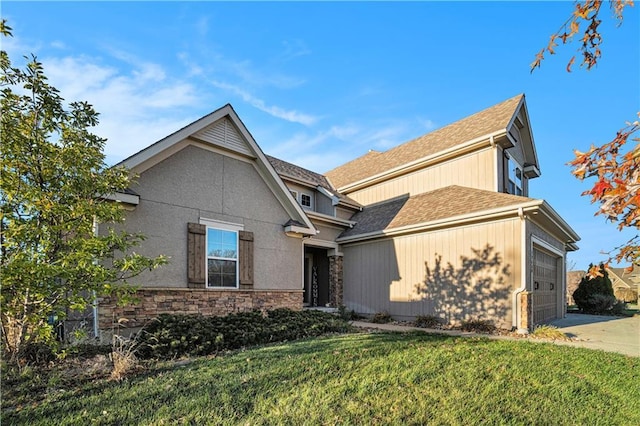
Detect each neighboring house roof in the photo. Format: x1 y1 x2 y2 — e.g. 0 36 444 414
116 104 317 235
608 266 640 288
337 185 580 247
267 155 362 209
326 94 529 190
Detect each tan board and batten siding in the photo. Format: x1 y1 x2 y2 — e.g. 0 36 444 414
342 218 522 329
346 148 496 206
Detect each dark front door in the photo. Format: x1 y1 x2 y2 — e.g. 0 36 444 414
303 247 329 307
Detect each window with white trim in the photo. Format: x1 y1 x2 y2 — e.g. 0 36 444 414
206 228 238 288
300 193 312 209
508 157 523 196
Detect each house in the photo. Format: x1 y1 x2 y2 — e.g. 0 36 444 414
566 270 586 306
608 266 639 303
98 94 579 334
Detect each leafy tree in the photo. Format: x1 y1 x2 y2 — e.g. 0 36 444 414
572 264 617 313
0 21 167 361
531 0 639 270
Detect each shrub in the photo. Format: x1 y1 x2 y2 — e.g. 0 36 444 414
370 311 392 324
573 265 617 314
413 315 444 328
109 334 140 381
460 319 496 333
337 305 360 321
136 309 353 360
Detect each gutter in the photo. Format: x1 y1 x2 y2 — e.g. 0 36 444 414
512 207 528 333
337 200 543 244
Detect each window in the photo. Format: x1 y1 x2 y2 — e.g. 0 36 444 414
301 193 312 209
188 221 253 289
206 228 238 288
290 190 298 200
508 157 523 196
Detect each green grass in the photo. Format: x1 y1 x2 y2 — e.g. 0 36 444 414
3 332 640 425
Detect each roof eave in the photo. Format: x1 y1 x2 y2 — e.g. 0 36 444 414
337 129 508 193
337 200 542 244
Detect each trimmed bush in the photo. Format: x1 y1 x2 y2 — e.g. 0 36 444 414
460 319 496 333
413 315 444 328
370 311 392 324
572 265 618 314
135 309 353 359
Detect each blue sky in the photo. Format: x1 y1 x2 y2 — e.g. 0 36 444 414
3 1 639 270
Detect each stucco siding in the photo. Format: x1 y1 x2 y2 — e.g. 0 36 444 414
312 223 344 243
113 144 302 291
346 148 496 205
343 218 522 328
336 206 356 220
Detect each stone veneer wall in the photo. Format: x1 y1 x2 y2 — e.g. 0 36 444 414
328 255 343 307
98 288 303 330
519 291 533 332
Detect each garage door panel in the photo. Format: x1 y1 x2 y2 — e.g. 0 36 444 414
532 248 559 325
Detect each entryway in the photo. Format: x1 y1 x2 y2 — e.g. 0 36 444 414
304 246 330 307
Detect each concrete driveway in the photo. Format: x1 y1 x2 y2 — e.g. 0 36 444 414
548 314 639 357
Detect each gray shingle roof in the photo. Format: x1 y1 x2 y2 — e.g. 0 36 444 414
266 155 362 208
339 185 534 239
326 94 524 189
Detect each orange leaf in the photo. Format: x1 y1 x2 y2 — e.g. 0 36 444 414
566 56 576 72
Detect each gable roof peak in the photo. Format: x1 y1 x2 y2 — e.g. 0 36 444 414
326 94 527 190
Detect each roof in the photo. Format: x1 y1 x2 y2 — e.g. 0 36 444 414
325 94 524 189
266 155 362 209
266 155 333 189
339 185 534 239
608 266 640 287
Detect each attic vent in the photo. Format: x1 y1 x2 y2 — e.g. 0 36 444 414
194 117 252 156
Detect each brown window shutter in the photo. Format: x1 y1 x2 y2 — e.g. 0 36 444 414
238 230 254 288
187 223 206 288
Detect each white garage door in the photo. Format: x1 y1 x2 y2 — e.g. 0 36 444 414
532 248 559 325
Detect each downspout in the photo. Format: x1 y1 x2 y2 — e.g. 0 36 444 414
512 207 528 333
92 217 99 339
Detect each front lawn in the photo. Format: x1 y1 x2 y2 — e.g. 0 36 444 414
3 332 639 425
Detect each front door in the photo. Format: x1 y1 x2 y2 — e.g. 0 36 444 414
303 247 329 307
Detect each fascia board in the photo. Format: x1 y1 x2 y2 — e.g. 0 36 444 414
306 210 356 227
316 186 340 205
101 192 140 205
284 225 316 236
337 130 507 193
534 201 581 243
119 105 235 170
337 200 542 244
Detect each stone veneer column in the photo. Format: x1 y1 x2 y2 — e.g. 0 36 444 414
328 255 343 307
519 291 533 333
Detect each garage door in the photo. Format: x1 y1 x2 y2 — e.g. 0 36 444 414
532 248 559 325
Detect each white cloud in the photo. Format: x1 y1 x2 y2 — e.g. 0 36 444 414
211 80 318 126
279 39 311 61
40 54 201 161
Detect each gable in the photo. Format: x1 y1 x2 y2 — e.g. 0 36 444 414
326 95 524 190
117 104 316 235
192 117 253 157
